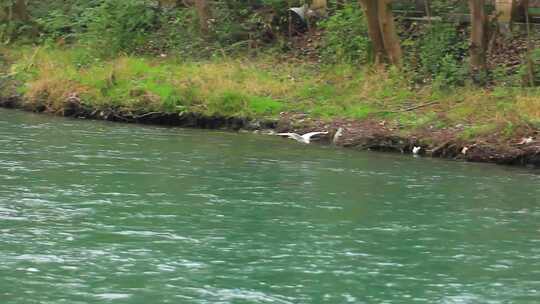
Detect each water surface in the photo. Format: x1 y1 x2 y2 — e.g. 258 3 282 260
1 109 539 303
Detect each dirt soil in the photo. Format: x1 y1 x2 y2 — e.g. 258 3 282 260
276 112 540 168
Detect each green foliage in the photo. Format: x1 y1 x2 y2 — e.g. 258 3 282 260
519 48 540 86
459 124 498 140
249 96 283 115
415 22 468 86
398 112 438 129
78 0 159 56
6 45 540 144
208 91 248 116
207 92 283 117
2 0 531 92
346 104 375 119
320 4 370 64
432 54 468 89
430 0 470 15
35 9 74 41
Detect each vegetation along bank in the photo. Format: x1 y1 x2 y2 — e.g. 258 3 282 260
1 0 539 167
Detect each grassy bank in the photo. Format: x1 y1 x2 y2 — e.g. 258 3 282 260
1 46 540 143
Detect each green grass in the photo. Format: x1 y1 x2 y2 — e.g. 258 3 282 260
1 45 539 142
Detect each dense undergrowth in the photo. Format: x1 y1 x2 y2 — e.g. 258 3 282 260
1 1 539 142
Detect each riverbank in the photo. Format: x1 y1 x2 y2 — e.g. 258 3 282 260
1 95 539 168
1 46 539 168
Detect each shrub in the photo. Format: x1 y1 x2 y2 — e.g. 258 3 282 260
77 0 159 56
207 91 248 116
519 48 540 86
432 54 468 88
415 22 468 86
320 4 370 64
249 96 283 116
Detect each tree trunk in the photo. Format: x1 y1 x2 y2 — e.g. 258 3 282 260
495 0 515 23
469 0 488 73
358 0 402 66
378 0 402 66
12 0 30 21
195 0 211 35
359 0 386 64
1 0 30 22
496 0 516 34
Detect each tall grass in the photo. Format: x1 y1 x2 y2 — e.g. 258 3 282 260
3 46 539 139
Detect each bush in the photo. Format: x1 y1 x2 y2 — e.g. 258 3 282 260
415 22 468 86
519 48 540 86
78 0 159 56
433 54 468 88
320 4 370 64
249 96 283 115
208 91 248 116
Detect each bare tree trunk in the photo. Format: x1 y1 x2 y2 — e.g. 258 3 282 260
1 0 30 22
378 0 402 66
195 0 211 35
359 0 386 64
358 0 402 66
469 0 488 73
12 0 30 21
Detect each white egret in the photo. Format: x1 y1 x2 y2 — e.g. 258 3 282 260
333 127 344 144
277 131 328 144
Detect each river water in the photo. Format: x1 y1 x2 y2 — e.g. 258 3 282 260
0 108 539 304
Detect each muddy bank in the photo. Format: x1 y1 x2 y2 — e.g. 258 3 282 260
277 113 540 168
0 96 277 130
1 96 539 169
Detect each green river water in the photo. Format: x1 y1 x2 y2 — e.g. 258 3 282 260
0 108 539 304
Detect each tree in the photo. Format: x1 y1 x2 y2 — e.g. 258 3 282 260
358 0 402 66
469 0 488 74
13 0 30 21
1 0 30 22
1 0 33 41
194 0 211 35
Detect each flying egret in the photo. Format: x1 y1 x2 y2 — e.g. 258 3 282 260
412 146 422 155
277 131 328 144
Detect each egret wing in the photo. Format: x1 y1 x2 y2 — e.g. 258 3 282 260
302 132 328 140
277 133 303 142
